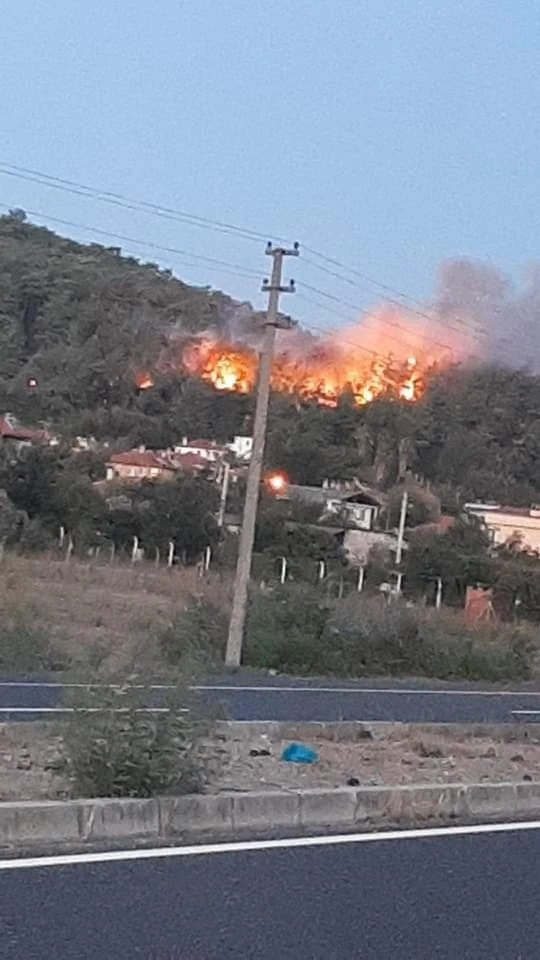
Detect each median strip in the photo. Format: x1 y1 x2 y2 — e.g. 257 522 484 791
1 780 540 851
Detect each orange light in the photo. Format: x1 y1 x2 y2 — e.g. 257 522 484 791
135 372 154 390
267 472 288 494
27 377 38 389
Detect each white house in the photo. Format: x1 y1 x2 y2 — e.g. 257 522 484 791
173 437 227 463
228 435 253 461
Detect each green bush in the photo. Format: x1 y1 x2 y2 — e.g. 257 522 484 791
414 613 534 682
159 593 229 670
62 684 208 798
0 619 68 673
244 588 536 682
245 583 330 673
160 581 536 683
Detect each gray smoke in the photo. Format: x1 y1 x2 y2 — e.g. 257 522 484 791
432 259 540 371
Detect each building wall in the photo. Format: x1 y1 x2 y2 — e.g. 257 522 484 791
106 463 170 481
479 512 540 552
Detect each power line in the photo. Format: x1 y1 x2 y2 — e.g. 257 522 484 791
0 162 288 245
0 160 514 348
0 205 262 282
0 201 474 364
302 246 491 342
299 280 455 355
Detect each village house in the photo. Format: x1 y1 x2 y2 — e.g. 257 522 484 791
286 482 383 531
465 503 540 554
227 435 253 462
105 446 217 483
173 437 227 463
105 449 177 483
0 414 51 447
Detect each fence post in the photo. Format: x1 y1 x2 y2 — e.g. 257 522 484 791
131 536 139 564
279 556 287 585
357 566 365 592
435 576 443 609
65 536 74 564
167 540 175 568
318 560 326 582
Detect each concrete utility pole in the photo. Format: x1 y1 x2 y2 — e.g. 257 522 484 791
395 490 408 566
225 242 299 667
217 460 231 529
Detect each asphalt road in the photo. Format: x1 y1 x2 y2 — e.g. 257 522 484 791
1 823 540 958
0 675 539 722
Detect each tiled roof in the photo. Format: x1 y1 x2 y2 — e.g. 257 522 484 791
180 439 224 449
108 451 175 470
0 417 44 441
171 452 209 470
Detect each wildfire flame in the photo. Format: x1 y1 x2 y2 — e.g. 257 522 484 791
138 306 466 407
135 371 154 390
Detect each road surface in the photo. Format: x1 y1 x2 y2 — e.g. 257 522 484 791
1 821 539 958
0 675 539 722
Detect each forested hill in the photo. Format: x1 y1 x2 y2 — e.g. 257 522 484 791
0 211 258 428
1 212 540 507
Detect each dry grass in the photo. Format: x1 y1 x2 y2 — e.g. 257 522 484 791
4 722 540 801
0 553 230 678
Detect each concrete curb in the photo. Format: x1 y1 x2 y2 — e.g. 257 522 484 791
2 781 540 850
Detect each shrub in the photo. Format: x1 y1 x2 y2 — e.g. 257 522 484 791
0 618 68 673
62 683 208 798
244 587 536 682
159 591 229 670
414 612 534 682
245 583 330 673
158 580 536 684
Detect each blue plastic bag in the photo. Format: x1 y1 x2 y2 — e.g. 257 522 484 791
280 742 319 764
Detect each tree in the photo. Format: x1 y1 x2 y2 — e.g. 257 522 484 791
404 517 492 605
134 477 219 562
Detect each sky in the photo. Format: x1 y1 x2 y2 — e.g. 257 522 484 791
3 0 540 334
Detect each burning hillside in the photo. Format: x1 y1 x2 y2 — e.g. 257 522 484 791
175 306 468 407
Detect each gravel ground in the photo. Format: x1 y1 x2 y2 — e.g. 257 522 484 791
2 723 540 800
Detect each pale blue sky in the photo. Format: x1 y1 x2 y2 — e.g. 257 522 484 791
3 0 540 330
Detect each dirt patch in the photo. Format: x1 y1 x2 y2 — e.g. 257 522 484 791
4 722 540 801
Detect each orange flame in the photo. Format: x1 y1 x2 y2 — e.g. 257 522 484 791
135 371 154 390
145 306 467 407
179 330 449 406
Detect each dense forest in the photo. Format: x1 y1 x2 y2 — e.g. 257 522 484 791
1 212 539 507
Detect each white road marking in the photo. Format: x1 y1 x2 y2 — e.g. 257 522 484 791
194 685 540 697
0 682 539 697
0 820 539 871
0 707 177 714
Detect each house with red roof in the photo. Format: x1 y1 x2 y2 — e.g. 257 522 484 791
0 415 50 446
105 449 177 483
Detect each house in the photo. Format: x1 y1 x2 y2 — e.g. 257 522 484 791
342 529 404 567
286 483 383 531
173 437 227 463
464 503 540 554
105 449 177 483
227 435 253 461
0 414 50 446
169 451 214 475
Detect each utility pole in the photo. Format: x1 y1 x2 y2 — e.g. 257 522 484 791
217 460 231 529
394 489 408 595
225 242 299 667
395 490 408 566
